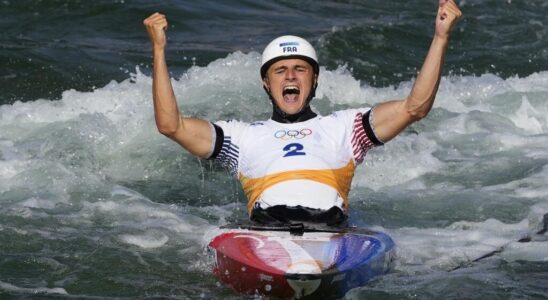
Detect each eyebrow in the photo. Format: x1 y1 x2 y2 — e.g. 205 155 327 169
272 64 309 72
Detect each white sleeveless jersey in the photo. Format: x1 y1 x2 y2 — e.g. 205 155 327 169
210 108 382 215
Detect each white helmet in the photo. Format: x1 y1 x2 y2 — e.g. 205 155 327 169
260 35 319 79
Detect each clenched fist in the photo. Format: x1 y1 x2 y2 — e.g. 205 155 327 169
436 0 462 39
144 12 168 50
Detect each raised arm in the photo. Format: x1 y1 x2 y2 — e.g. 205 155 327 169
143 13 214 158
371 0 462 142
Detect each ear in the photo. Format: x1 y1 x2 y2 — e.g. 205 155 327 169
262 77 270 92
313 74 318 88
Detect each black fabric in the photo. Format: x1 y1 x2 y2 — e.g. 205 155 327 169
271 103 317 123
250 205 347 227
362 110 384 146
207 123 224 160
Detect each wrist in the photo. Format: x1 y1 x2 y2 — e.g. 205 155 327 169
153 44 166 53
153 46 166 60
432 34 450 45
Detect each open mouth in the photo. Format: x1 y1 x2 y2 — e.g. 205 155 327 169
282 86 300 103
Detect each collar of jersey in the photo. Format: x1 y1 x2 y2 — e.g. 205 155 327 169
270 105 317 123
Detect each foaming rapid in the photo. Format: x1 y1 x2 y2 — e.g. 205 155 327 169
0 52 547 298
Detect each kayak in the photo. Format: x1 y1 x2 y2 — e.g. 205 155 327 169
208 223 395 299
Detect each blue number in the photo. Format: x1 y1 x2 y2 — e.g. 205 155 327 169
283 143 306 157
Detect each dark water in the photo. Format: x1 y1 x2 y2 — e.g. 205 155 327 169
2 0 547 103
1 0 547 299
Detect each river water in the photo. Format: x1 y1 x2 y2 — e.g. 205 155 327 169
1 0 547 299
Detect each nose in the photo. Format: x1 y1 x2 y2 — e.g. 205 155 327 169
285 68 296 81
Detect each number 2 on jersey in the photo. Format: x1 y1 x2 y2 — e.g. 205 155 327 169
283 143 306 157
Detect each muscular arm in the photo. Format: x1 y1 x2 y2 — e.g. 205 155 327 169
144 13 213 158
372 0 462 142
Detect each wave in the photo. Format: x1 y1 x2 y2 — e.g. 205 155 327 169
0 51 547 269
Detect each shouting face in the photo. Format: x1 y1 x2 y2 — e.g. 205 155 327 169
263 58 317 115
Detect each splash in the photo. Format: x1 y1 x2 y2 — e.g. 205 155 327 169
0 53 547 298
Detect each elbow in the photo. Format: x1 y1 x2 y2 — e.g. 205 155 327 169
156 123 179 137
155 115 183 138
158 128 176 138
407 108 429 121
405 97 434 122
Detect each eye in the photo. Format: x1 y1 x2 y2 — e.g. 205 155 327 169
274 68 286 74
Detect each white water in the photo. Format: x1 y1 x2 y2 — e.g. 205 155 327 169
0 52 547 297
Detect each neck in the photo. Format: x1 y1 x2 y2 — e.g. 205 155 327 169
271 103 317 123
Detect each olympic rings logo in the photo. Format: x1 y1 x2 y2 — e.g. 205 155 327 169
274 128 313 140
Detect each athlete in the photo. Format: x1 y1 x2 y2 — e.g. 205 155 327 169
143 0 462 225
